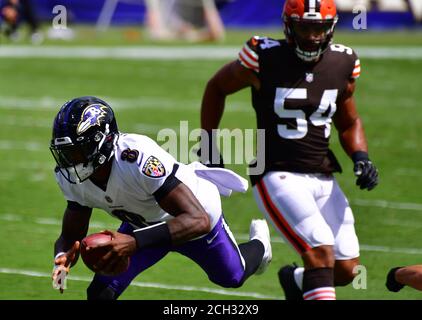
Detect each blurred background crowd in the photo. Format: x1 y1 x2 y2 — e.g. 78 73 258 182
0 0 421 45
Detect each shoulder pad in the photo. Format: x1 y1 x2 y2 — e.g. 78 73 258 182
246 36 281 52
329 43 360 79
246 36 261 52
239 37 281 73
329 43 355 56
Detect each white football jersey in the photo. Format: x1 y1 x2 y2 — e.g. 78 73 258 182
55 133 223 229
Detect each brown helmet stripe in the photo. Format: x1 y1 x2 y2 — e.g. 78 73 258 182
316 0 321 12
305 0 310 13
306 0 321 13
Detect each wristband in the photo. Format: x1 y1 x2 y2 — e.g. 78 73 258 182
351 151 369 163
133 222 171 249
54 252 66 260
386 267 405 292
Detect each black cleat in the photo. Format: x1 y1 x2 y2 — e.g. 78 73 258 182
386 267 405 292
278 264 304 301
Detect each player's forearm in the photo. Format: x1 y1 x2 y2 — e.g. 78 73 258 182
56 206 91 256
54 235 70 255
200 61 253 130
338 117 368 158
54 235 79 260
395 266 422 291
132 212 210 249
54 235 81 268
200 80 227 131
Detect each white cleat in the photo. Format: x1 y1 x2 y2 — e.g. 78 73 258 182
249 219 272 275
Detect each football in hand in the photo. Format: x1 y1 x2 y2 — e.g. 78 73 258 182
80 232 129 276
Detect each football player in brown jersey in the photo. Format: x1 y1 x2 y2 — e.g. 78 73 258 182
198 0 378 300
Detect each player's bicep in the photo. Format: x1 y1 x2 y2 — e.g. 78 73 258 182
334 80 360 132
157 182 206 218
233 60 261 90
156 182 211 244
209 60 259 94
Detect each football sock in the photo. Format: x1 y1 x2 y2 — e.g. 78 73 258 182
239 239 265 278
302 267 336 300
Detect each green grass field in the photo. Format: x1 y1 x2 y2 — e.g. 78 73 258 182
0 27 422 300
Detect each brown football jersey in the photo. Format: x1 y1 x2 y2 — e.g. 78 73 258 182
238 37 361 178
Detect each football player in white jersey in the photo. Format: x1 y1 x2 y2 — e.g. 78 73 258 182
50 96 272 299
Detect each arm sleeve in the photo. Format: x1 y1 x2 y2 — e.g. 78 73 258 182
350 51 361 80
67 200 91 211
238 36 260 73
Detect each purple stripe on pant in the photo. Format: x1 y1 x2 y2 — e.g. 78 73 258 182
91 215 246 296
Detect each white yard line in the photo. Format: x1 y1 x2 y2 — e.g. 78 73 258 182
355 47 422 59
0 115 175 135
0 140 44 151
394 168 422 178
0 268 280 300
0 46 421 60
7 162 52 170
2 213 422 255
133 123 179 134
234 235 422 255
381 218 422 229
0 95 248 113
0 95 198 111
0 162 52 182
351 199 422 212
0 115 53 128
0 46 239 60
359 245 422 255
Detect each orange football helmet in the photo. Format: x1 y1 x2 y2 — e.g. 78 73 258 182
283 0 338 62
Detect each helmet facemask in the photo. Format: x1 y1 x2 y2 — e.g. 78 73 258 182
283 0 338 63
50 124 117 184
282 0 339 61
286 17 337 62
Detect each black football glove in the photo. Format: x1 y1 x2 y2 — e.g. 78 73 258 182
197 130 224 168
386 267 405 292
352 151 379 191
